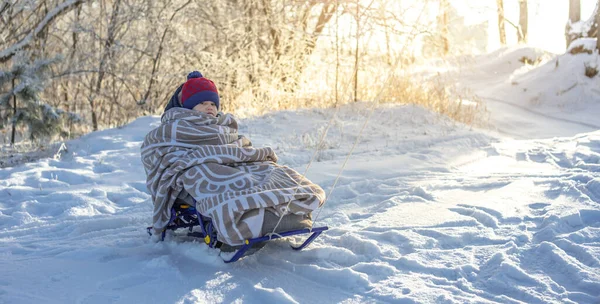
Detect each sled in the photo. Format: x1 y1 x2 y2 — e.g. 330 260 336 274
146 202 328 263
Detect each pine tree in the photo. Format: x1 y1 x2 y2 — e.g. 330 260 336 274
0 52 81 145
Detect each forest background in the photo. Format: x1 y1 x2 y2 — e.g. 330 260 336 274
0 0 599 148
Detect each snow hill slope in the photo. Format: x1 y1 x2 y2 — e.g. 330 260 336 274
457 45 600 139
1 47 600 303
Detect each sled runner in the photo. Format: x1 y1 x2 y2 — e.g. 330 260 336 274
147 202 328 263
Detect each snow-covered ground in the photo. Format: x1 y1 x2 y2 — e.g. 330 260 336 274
1 46 599 303
457 44 600 139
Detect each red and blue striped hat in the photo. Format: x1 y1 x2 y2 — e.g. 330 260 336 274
181 71 220 110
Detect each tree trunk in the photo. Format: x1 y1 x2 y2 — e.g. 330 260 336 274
383 13 392 66
279 2 338 92
587 2 599 38
597 0 600 51
569 0 581 23
497 0 506 45
89 0 121 131
518 0 528 43
68 3 81 138
335 0 340 106
141 0 192 106
108 102 114 128
353 0 359 102
10 78 16 145
306 3 338 56
440 0 449 55
566 0 581 47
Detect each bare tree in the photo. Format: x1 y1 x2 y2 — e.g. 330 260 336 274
10 78 16 144
186 1 339 101
0 0 87 63
597 0 600 51
354 0 360 102
565 0 598 49
1 0 432 143
518 0 528 43
86 0 124 131
138 0 193 108
439 0 449 55
566 0 582 47
497 0 506 45
570 0 581 22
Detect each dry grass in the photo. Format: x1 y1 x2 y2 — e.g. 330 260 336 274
0 141 66 168
584 63 599 78
376 75 487 126
569 45 593 55
227 58 488 127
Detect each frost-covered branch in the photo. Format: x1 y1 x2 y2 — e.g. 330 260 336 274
0 0 86 63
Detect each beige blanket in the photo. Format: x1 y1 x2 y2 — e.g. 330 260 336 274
141 108 325 245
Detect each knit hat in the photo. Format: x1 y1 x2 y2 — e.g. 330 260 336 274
181 71 220 110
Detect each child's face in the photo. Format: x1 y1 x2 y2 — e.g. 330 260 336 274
192 101 218 117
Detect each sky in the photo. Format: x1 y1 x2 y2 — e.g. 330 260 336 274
1 43 600 303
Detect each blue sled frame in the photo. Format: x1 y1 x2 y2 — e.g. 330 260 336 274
147 203 328 263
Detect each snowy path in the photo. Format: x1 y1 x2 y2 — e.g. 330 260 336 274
1 101 599 303
479 95 600 139
433 47 600 140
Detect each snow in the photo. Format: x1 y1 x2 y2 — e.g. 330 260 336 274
449 46 600 139
2 46 600 303
567 38 599 54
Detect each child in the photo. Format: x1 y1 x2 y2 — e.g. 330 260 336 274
144 71 325 248
163 71 219 116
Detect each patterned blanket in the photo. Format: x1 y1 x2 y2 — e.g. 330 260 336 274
141 108 325 245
